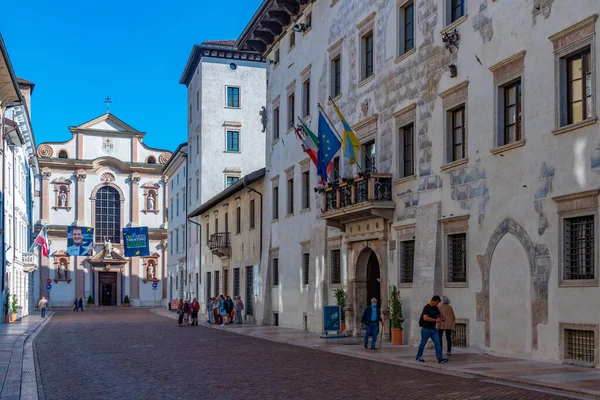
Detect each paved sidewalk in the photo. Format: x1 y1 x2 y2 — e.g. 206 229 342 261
0 313 52 400
152 308 600 399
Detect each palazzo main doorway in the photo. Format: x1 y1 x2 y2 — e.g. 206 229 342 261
98 272 117 306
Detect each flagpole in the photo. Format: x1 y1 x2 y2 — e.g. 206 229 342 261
317 103 367 175
296 117 343 185
325 97 377 173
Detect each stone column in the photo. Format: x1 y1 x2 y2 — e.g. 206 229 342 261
75 170 86 226
410 202 442 346
41 169 51 224
130 173 141 226
94 270 99 306
161 240 167 302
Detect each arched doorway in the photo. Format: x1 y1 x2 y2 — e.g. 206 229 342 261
366 252 380 306
354 246 384 335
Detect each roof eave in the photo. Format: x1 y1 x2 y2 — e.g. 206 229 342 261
0 33 24 106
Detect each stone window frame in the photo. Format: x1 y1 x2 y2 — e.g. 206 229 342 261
552 189 599 288
225 85 241 109
270 248 280 287
271 175 280 222
393 103 417 184
396 223 415 288
224 121 242 153
271 95 281 144
354 115 378 172
300 241 310 287
328 39 343 102
396 0 416 63
559 322 599 367
357 12 376 87
285 165 295 217
442 0 467 31
300 64 312 119
454 318 470 348
489 51 527 155
300 158 311 212
550 15 599 135
440 215 470 288
225 173 241 189
328 236 343 287
286 80 296 134
439 81 469 172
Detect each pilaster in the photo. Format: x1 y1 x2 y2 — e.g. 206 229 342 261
41 169 51 223
75 170 86 226
130 173 141 226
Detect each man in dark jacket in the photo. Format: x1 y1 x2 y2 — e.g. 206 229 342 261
361 297 383 350
225 296 234 324
416 295 448 364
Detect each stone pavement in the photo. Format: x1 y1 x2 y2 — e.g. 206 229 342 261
152 308 600 399
0 312 52 400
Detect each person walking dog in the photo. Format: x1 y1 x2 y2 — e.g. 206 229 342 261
416 295 448 364
361 297 383 350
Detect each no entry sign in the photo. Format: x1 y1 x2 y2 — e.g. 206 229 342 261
46 278 52 285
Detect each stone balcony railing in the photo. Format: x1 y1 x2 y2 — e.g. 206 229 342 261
21 252 38 272
209 232 231 258
321 173 395 226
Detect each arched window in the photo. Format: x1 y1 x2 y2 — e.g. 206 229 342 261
95 186 121 244
147 156 156 164
58 150 68 158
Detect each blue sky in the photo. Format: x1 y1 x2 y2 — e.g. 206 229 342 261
2 0 262 151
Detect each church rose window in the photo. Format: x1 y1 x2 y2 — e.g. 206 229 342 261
95 186 121 244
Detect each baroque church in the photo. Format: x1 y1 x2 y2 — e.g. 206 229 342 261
34 113 171 307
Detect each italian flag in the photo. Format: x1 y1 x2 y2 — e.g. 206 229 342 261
34 226 50 257
295 121 332 185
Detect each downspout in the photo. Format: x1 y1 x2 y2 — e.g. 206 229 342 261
187 216 202 299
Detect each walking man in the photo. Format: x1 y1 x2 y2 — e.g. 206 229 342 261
78 297 84 312
416 295 449 364
190 298 199 326
73 298 79 312
361 297 383 350
39 296 48 319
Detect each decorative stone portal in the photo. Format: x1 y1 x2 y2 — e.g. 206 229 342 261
98 272 118 306
476 218 550 350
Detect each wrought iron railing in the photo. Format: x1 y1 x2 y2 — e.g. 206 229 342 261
209 232 231 256
322 173 393 214
21 253 36 264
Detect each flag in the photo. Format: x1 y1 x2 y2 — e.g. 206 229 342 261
331 102 361 165
295 121 331 186
34 226 49 257
317 111 341 183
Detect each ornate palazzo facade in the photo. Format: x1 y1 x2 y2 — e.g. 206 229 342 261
34 113 171 307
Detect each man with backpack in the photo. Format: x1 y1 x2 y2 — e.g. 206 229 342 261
416 295 449 364
190 298 200 326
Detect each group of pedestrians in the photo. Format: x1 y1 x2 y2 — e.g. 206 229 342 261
177 298 200 326
361 294 456 365
207 295 244 326
72 297 84 312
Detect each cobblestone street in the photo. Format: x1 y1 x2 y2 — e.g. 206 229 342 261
33 309 574 400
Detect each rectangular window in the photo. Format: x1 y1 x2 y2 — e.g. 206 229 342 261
564 215 595 280
331 56 341 98
272 258 279 286
273 186 279 220
227 87 240 108
449 106 465 162
225 212 229 233
214 271 220 296
287 178 294 215
273 312 279 326
502 80 522 145
226 176 239 188
196 178 199 199
331 156 340 183
302 171 310 209
176 197 179 217
170 200 173 220
302 253 309 285
188 104 192 123
400 2 414 55
450 0 464 23
399 124 414 178
330 249 341 284
196 90 199 110
302 79 310 117
169 233 173 254
400 240 415 284
273 107 280 140
288 93 295 130
275 49 280 64
176 230 179 252
447 233 467 283
236 206 241 234
250 199 255 229
226 131 240 152
233 268 240 297
215 218 219 234
361 31 374 81
566 49 592 125
205 223 209 245
206 272 212 301
564 328 595 365
196 132 200 154
363 141 376 173
289 31 296 49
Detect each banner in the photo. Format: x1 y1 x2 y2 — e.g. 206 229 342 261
123 227 150 257
67 226 94 256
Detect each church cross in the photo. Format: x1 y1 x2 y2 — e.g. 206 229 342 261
104 96 112 113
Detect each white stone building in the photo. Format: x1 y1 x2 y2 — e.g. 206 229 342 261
238 0 600 367
34 113 171 307
162 143 192 302
179 40 267 304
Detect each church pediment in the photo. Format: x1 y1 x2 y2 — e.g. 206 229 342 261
72 113 143 135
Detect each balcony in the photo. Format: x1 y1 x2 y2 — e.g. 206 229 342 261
209 232 231 258
321 173 395 227
21 252 38 272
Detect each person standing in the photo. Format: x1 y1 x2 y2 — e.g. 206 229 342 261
78 297 84 312
183 300 191 326
360 298 383 350
207 298 215 324
73 298 79 312
190 298 199 326
438 295 456 357
218 295 227 326
234 296 244 324
416 295 449 364
225 295 234 324
38 296 48 319
177 297 184 326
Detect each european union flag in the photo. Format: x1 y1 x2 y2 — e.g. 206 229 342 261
317 111 341 183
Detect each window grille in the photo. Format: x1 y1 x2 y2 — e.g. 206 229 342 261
214 271 220 296
400 241 415 283
245 266 254 316
564 216 595 280
233 268 240 297
452 323 468 348
448 233 467 282
331 249 341 284
272 258 279 286
206 272 212 302
302 253 310 285
565 329 595 365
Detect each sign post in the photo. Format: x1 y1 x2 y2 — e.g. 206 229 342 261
152 282 158 306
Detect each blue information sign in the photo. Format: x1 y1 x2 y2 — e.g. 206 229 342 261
151 282 158 289
45 284 52 290
323 305 341 332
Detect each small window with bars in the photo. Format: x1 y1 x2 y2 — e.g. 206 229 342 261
330 249 341 284
214 271 220 296
400 240 415 284
452 323 468 348
564 328 595 366
233 268 240 297
447 233 467 283
564 215 595 280
302 253 309 286
206 272 212 302
272 258 279 286
273 312 279 326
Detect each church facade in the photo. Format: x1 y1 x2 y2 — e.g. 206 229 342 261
34 113 171 307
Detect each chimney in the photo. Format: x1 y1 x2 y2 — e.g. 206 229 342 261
16 77 34 116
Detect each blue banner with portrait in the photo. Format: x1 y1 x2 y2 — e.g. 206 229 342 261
122 227 150 257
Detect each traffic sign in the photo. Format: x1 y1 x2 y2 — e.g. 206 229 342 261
45 284 52 290
46 278 52 285
152 277 158 283
152 287 158 291
151 282 158 289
